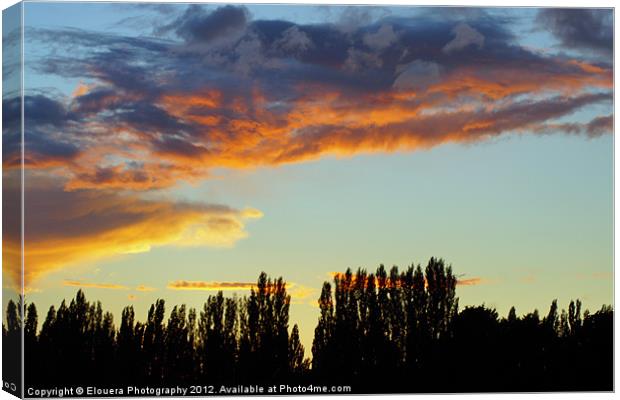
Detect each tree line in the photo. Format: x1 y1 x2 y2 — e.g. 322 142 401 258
3 258 613 392
311 258 612 391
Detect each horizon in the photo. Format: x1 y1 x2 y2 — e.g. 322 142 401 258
8 262 613 337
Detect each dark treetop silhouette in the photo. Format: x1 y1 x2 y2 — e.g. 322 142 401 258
3 258 613 394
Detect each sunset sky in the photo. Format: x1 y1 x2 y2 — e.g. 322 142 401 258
3 3 613 348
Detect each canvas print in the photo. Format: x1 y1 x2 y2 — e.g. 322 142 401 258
2 2 614 397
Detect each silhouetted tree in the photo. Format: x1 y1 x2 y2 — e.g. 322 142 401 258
164 305 195 381
311 282 335 379
24 303 38 380
117 306 138 383
143 299 165 382
199 293 238 383
288 324 309 379
3 298 22 394
15 266 613 393
449 305 500 391
241 273 290 382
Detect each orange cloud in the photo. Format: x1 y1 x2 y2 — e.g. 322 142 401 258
329 271 485 287
64 163 203 191
136 285 156 292
64 90 609 191
13 51 610 193
71 82 92 98
5 184 262 290
426 62 611 100
456 277 485 286
63 280 128 290
6 11 612 195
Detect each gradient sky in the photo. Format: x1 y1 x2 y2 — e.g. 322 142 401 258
3 2 613 349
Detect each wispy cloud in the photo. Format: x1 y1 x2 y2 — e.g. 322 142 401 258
167 280 256 291
166 279 316 305
287 283 317 305
63 280 128 290
576 271 613 280
591 272 613 280
520 275 536 284
456 277 485 286
136 285 157 292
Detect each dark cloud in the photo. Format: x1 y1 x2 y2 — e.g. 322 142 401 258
337 6 392 34
114 102 190 134
585 115 613 137
30 12 586 98
537 9 613 56
22 131 80 168
28 26 172 55
21 6 612 191
172 5 248 43
2 96 21 131
3 95 68 130
24 95 69 127
541 114 613 138
442 22 484 53
71 88 121 114
153 136 210 159
3 95 80 168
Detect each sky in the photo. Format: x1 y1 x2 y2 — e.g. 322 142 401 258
2 2 613 350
